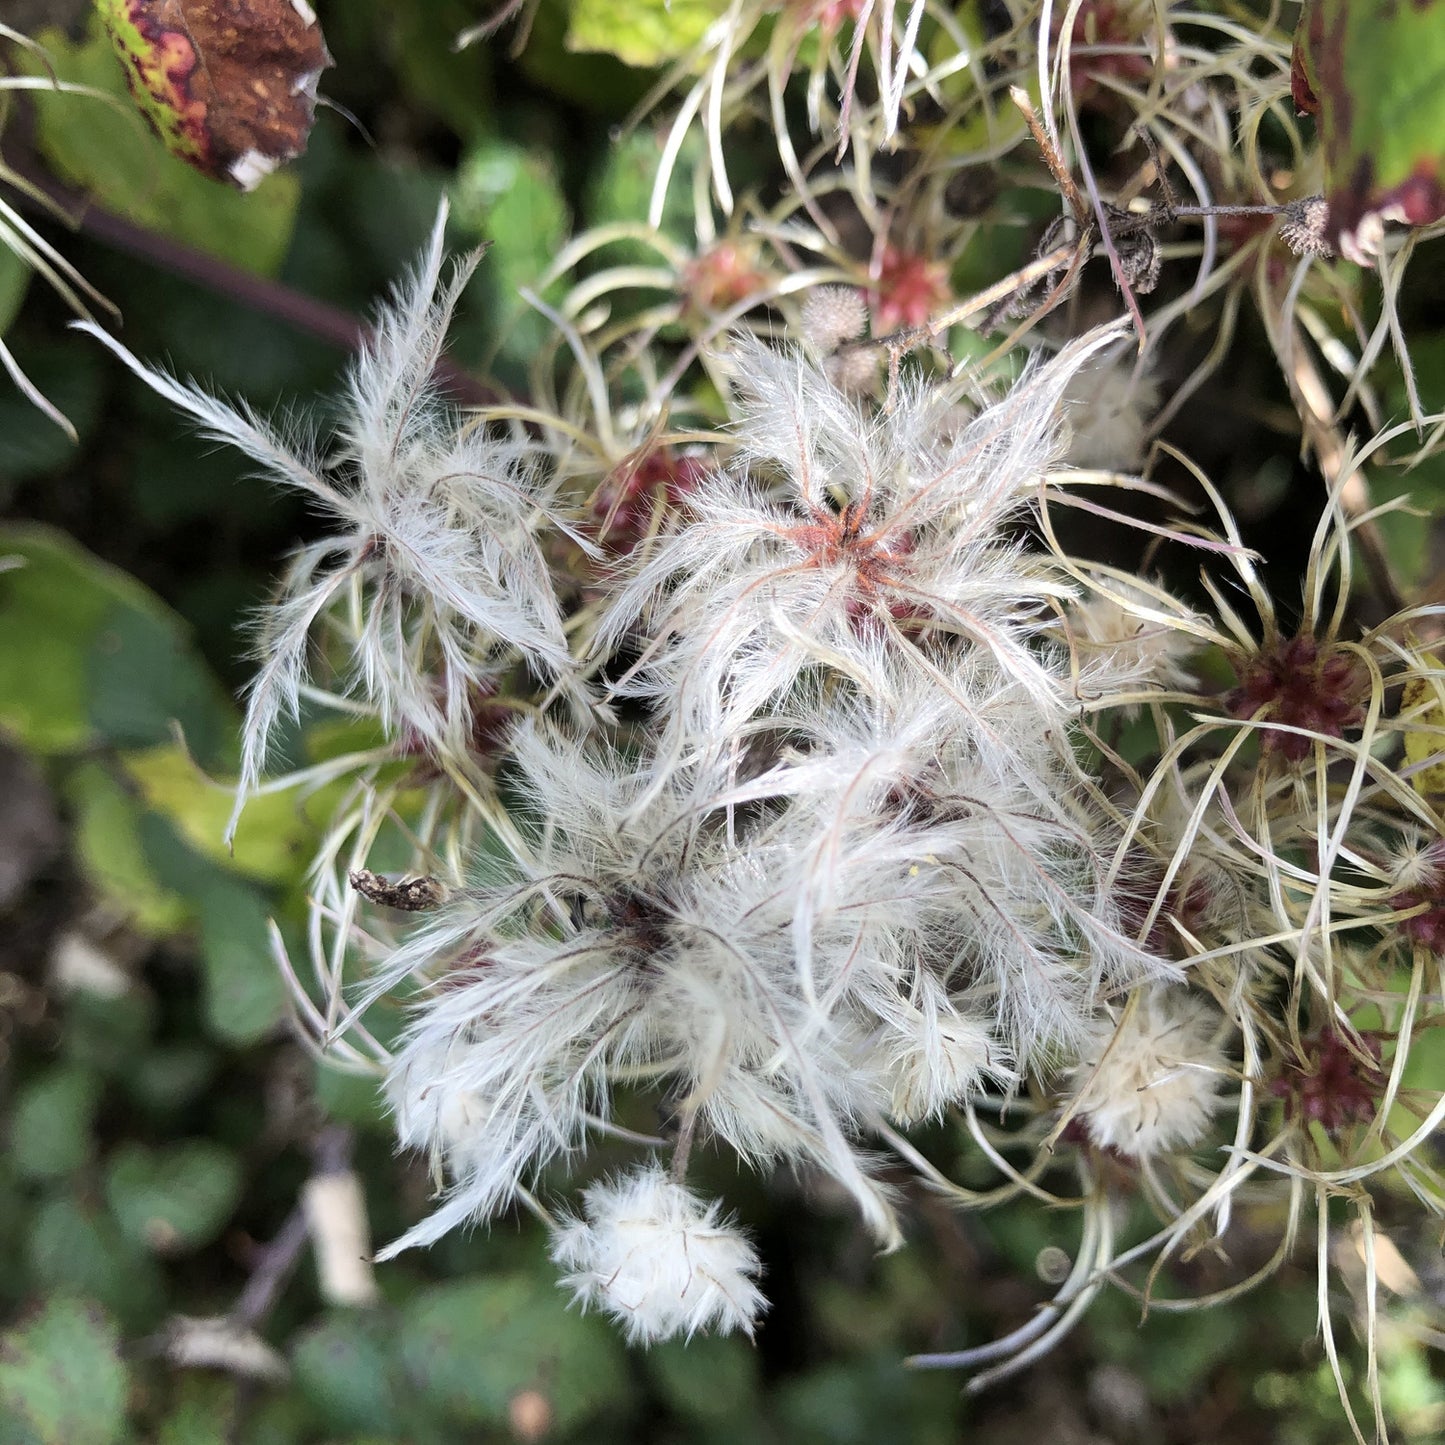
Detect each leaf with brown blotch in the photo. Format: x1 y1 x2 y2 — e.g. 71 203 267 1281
96 0 331 191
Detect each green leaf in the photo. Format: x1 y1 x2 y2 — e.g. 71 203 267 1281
26 1198 167 1333
120 743 320 885
0 343 106 485
104 1141 242 1255
314 1063 389 1132
11 1068 100 1181
567 0 727 68
129 811 288 1044
645 1334 760 1425
774 1356 960 1445
0 527 118 754
26 17 300 274
0 525 229 762
66 761 190 936
583 130 697 267
153 1377 242 1445
398 1276 629 1433
1292 1 1445 261
291 1313 408 1434
389 0 497 143
60 988 159 1078
87 599 233 763
124 1047 216 1120
0 1298 127 1445
194 875 287 1045
449 140 569 377
0 342 108 484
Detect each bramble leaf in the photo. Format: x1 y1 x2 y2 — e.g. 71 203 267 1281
0 1299 128 1445
95 0 330 189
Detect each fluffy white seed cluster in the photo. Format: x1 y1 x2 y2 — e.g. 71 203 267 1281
550 1165 766 1343
370 311 1181 1278
1068 984 1228 1158
95 228 1196 1343
79 206 582 844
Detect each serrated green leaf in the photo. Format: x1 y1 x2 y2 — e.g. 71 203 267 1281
567 0 727 68
1293 1 1445 260
11 1068 100 1181
0 1298 127 1445
25 17 299 274
398 1276 628 1433
104 1141 242 1255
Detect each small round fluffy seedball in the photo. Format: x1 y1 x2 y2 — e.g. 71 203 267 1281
1069 985 1228 1159
800 285 869 352
550 1165 766 1344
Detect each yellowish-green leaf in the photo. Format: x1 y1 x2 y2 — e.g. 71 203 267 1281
0 524 233 761
1400 651 1445 796
120 743 323 885
567 0 727 68
66 760 189 935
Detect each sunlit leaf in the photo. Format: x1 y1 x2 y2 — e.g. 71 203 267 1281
121 743 320 885
567 0 727 69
